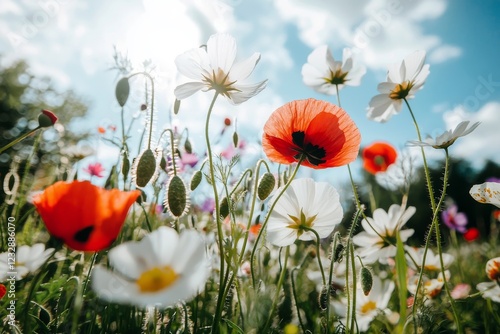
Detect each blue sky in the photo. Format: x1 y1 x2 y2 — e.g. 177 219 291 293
1 0 499 185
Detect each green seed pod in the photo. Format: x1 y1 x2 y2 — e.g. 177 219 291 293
165 175 188 218
360 267 373 296
257 172 275 200
333 243 345 263
115 77 130 107
219 196 229 218
135 149 157 188
121 151 130 180
232 131 239 148
190 170 203 191
174 99 181 114
184 138 193 154
318 285 329 311
160 153 167 171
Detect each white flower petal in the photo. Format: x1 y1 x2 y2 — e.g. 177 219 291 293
229 52 260 81
174 82 207 100
367 94 401 123
227 80 268 105
403 50 426 81
207 33 237 73
470 182 500 208
174 48 209 80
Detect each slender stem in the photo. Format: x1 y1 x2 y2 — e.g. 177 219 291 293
449 229 465 281
128 72 155 150
250 158 303 288
335 84 342 107
262 246 290 332
303 226 326 286
82 252 98 295
0 127 40 154
291 268 307 333
326 232 340 333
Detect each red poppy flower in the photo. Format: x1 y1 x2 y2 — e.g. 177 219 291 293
33 181 140 252
262 98 361 169
0 283 6 300
38 109 58 127
362 141 397 174
463 227 480 242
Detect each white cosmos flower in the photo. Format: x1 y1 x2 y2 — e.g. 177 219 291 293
302 46 366 95
405 246 454 272
332 277 395 332
408 271 450 300
352 204 415 264
174 33 267 105
266 178 343 247
0 243 54 281
476 282 500 303
367 50 430 122
408 121 480 149
92 226 210 309
470 182 500 208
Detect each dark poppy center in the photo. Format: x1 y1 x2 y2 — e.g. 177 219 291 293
291 131 327 166
73 226 94 243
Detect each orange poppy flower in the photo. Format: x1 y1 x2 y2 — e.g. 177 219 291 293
362 141 397 174
262 98 361 169
33 181 140 252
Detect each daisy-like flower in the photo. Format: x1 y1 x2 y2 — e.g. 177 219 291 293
451 283 471 299
486 257 500 282
33 181 140 251
92 226 210 308
362 141 398 174
405 246 454 272
0 244 54 281
367 50 429 122
174 33 267 105
332 277 395 332
352 204 415 264
83 162 106 178
302 46 366 95
408 271 450 300
266 178 343 247
408 121 480 149
262 98 361 169
470 182 500 208
441 203 468 233
476 257 500 303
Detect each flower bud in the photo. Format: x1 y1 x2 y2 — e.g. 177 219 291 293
257 172 275 200
190 170 203 191
38 109 58 127
115 77 130 107
318 285 329 311
184 138 193 154
165 175 189 218
360 267 373 296
333 243 345 263
134 149 157 188
121 151 130 180
174 99 181 115
232 131 239 148
219 196 229 218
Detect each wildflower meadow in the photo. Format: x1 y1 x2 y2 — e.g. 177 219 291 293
1 31 500 334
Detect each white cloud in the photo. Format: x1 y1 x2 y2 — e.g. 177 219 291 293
443 102 500 166
429 45 462 63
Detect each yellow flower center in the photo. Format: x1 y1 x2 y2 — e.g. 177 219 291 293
287 209 317 237
360 300 377 314
202 68 239 97
136 266 178 293
389 80 414 100
424 264 439 271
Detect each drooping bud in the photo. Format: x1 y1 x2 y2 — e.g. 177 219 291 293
121 150 130 180
360 267 373 296
232 131 239 148
165 175 189 218
190 170 203 191
174 99 181 115
219 196 229 218
38 109 58 127
115 77 130 107
134 149 157 188
184 138 193 154
318 285 329 311
257 172 275 200
333 243 345 263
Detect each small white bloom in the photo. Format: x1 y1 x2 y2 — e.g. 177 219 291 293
332 277 395 332
470 182 500 208
405 246 454 272
266 178 343 247
353 204 415 264
302 46 366 95
407 121 480 149
476 282 500 303
92 226 210 309
367 50 430 122
174 33 267 105
0 243 54 281
408 271 450 300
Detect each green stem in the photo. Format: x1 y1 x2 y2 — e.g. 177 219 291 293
0 127 40 154
449 229 465 281
250 158 303 288
326 232 341 333
303 226 326 286
262 246 290 332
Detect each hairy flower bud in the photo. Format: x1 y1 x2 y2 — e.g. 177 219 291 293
115 77 130 107
165 175 189 218
190 170 203 191
360 267 373 296
134 149 157 188
257 172 275 200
